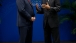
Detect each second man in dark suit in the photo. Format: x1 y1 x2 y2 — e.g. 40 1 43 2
36 0 61 43
16 0 35 43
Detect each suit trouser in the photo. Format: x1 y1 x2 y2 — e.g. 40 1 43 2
44 23 60 43
18 26 33 43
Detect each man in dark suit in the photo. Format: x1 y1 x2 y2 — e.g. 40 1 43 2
16 0 35 43
36 0 61 43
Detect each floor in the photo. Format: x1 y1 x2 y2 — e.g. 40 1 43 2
0 42 76 43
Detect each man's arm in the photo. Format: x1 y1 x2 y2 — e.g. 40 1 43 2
50 0 61 12
16 0 31 21
36 4 44 14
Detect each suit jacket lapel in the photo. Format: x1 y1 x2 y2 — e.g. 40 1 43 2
29 2 33 7
27 0 32 6
27 0 33 8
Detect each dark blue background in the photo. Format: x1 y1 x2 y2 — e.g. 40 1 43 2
0 0 76 42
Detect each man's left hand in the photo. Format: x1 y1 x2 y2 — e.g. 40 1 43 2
41 2 51 10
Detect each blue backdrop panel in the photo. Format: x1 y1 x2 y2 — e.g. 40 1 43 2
0 0 76 42
0 0 19 42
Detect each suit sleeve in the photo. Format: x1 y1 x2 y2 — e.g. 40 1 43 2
36 0 44 14
36 7 44 14
50 0 61 12
16 0 31 20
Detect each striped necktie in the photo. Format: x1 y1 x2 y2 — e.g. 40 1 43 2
28 0 30 2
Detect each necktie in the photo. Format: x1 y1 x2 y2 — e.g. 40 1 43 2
28 0 30 2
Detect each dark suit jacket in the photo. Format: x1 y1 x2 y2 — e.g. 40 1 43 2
16 0 35 27
36 0 61 28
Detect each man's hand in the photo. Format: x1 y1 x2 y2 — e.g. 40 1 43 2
36 3 39 10
31 17 36 21
41 2 51 9
41 4 46 8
